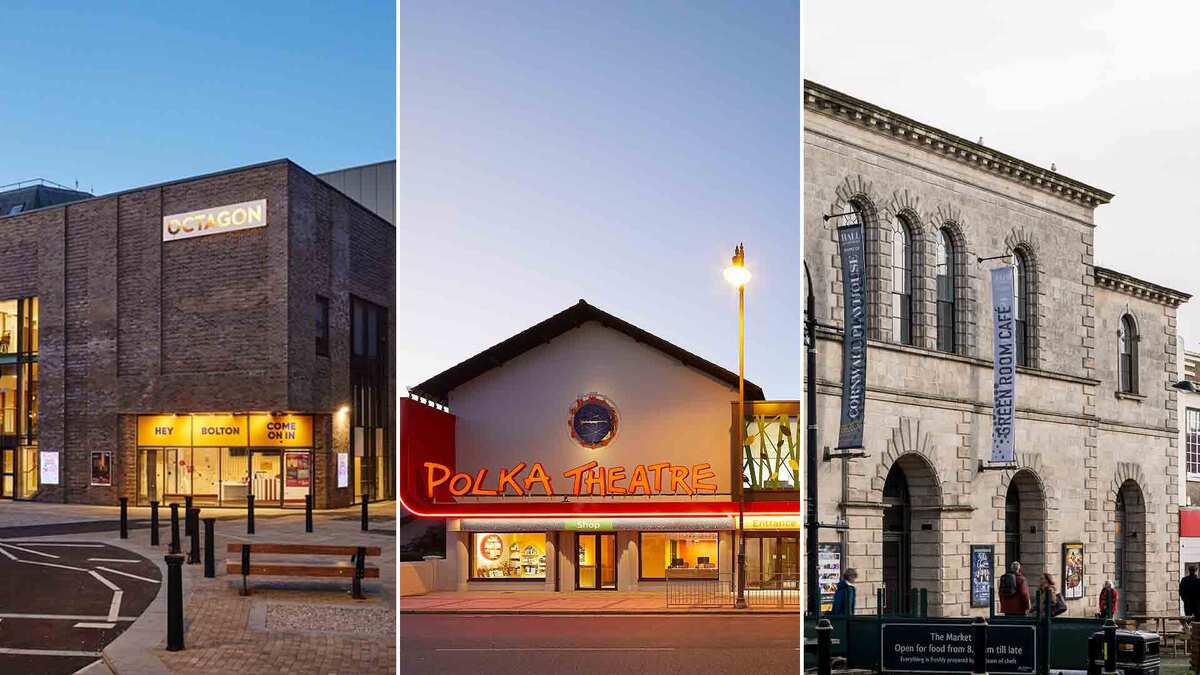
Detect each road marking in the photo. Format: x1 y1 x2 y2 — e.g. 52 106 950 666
435 647 677 652
88 570 120 591
0 613 137 621
0 647 103 657
0 542 60 558
95 566 160 584
87 558 142 563
73 622 116 629
18 559 87 572
0 545 17 561
2 542 106 547
108 590 124 622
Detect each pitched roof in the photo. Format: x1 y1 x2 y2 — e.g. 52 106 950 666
410 300 766 403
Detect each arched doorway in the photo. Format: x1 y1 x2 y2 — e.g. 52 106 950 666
1114 480 1147 617
1003 470 1047 583
881 454 942 614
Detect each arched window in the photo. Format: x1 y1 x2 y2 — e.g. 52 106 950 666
891 218 913 345
935 228 956 353
1118 314 1138 393
1013 250 1031 367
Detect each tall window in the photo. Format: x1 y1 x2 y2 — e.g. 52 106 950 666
351 296 390 502
1118 314 1138 394
1187 409 1200 478
315 295 330 357
1013 251 1030 367
891 219 913 345
935 228 956 353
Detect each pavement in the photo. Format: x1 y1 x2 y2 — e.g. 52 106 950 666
0 499 396 675
401 590 803 614
400 614 803 674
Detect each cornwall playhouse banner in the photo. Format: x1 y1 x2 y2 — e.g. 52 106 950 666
990 266 1017 464
837 223 867 449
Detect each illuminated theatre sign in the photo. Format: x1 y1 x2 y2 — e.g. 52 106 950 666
424 460 719 497
162 199 267 241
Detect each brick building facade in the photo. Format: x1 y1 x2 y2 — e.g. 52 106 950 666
804 81 1190 617
0 159 395 509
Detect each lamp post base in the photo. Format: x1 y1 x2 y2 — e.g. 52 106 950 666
734 598 748 609
734 551 748 609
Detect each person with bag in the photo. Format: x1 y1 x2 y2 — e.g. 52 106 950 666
997 561 1031 616
1096 579 1118 619
831 568 858 615
1033 572 1068 619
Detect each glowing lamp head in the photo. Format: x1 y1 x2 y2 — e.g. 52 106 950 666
338 405 350 416
723 243 750 288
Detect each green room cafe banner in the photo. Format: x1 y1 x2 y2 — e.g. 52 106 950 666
990 266 1017 464
837 223 867 449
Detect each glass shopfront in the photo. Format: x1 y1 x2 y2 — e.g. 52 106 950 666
469 532 547 580
136 414 313 507
639 532 719 580
745 533 800 589
0 297 38 499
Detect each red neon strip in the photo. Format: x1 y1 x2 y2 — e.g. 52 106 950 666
397 489 799 519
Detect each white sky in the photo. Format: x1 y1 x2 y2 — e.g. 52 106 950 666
805 0 1200 345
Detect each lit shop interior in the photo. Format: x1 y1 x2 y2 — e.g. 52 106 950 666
0 297 38 500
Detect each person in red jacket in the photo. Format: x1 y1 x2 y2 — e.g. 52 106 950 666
997 561 1031 616
1097 579 1118 618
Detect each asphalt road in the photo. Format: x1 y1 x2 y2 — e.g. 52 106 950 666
0 540 161 675
399 614 802 675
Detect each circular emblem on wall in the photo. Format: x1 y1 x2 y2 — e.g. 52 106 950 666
569 393 619 449
479 534 504 561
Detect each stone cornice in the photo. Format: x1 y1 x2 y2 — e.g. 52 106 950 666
1094 266 1191 307
805 80 1114 207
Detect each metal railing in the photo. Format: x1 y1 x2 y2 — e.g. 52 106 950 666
664 571 801 608
746 573 801 608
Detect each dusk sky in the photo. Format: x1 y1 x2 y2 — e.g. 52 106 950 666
399 1 801 399
0 2 394 193
806 0 1200 345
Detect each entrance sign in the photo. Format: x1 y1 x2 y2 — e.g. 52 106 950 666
837 223 867 449
970 545 994 608
163 199 267 241
881 622 1035 674
423 460 719 498
40 451 59 485
990 266 1017 464
744 515 802 530
249 414 313 447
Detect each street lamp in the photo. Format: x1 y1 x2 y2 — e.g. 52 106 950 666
724 243 750 610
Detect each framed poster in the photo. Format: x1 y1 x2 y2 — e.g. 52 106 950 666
337 452 349 488
1062 543 1085 600
817 542 842 613
40 451 59 485
90 451 112 486
970 545 995 608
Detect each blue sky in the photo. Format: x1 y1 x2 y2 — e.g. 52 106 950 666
0 2 394 193
400 1 800 398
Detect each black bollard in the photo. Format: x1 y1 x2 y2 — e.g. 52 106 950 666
119 497 129 539
187 508 201 564
150 500 160 546
184 495 194 539
203 518 216 579
305 494 313 533
165 553 185 651
1103 618 1117 675
247 494 255 535
972 616 988 675
169 503 181 555
361 497 369 531
816 618 832 675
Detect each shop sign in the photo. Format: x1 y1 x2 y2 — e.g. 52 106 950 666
990 265 1017 464
881 622 1035 674
423 460 719 498
743 515 802 530
162 199 267 242
836 222 867 449
249 414 313 447
137 415 193 446
40 451 59 485
192 414 249 447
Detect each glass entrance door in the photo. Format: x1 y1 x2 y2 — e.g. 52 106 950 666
251 450 282 507
0 448 13 498
576 533 617 590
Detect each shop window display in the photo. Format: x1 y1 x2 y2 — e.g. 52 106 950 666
470 532 547 580
639 532 719 580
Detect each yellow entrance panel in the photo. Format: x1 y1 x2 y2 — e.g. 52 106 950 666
191 414 249 447
249 414 313 447
137 415 192 447
743 515 802 531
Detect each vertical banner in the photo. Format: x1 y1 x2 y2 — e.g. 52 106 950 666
837 223 867 449
1062 543 1085 600
990 266 1017 464
970 545 995 608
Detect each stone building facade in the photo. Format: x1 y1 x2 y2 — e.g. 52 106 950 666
804 81 1190 618
0 160 395 508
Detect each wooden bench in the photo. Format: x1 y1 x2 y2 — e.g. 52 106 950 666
226 543 382 598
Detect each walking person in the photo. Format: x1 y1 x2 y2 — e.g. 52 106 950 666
1032 572 1067 619
1097 579 1118 619
1178 565 1200 672
997 561 1031 616
831 568 857 616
